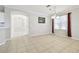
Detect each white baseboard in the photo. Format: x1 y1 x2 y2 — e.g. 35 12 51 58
30 32 52 37
71 37 79 40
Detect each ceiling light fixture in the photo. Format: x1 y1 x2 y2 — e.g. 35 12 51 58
46 5 51 8
46 5 52 11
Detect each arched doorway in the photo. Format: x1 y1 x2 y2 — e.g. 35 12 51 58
11 11 29 38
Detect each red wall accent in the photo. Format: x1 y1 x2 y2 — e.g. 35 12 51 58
68 13 72 37
52 19 54 33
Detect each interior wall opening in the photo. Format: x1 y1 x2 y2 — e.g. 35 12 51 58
11 11 29 38
51 15 67 37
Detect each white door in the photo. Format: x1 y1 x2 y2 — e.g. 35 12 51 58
11 12 29 38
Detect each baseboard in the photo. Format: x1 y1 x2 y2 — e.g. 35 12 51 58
10 34 29 40
71 37 79 40
30 33 52 37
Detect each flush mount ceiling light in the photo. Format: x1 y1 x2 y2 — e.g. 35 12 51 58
46 5 52 11
46 5 51 8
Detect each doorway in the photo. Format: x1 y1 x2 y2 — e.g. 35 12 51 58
52 15 67 37
11 11 29 38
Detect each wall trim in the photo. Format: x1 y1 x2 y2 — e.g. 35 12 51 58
71 37 79 40
30 33 52 37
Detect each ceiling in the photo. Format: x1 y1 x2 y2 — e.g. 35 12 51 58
5 5 79 15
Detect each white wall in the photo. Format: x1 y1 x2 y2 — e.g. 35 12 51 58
5 7 11 39
4 7 52 38
71 8 79 39
29 12 52 36
4 6 79 40
4 7 30 38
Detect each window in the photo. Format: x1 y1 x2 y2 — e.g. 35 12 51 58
54 15 67 30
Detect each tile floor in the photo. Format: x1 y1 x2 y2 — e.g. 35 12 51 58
0 34 79 53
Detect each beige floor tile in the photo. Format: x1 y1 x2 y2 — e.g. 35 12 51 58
0 34 79 53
